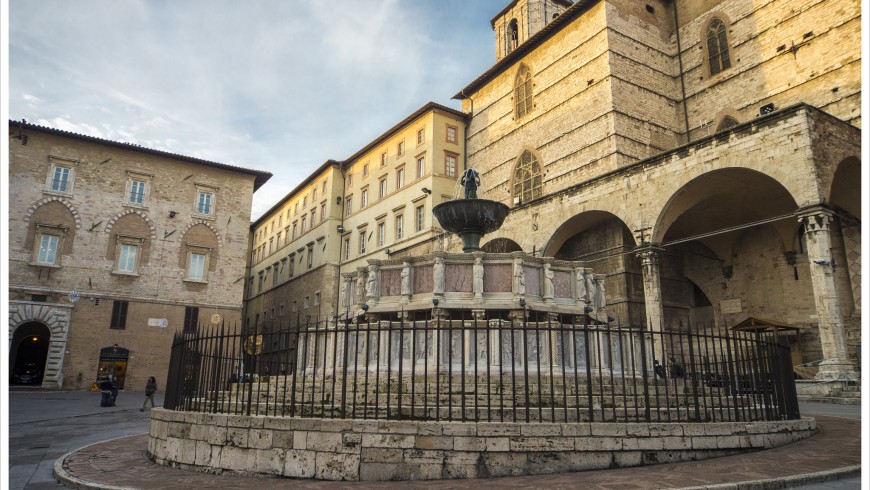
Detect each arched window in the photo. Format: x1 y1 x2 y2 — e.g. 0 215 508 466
514 64 533 119
513 151 542 205
716 116 739 132
507 19 519 53
706 18 731 76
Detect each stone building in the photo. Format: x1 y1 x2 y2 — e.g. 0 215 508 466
243 102 467 361
453 0 861 380
8 121 271 390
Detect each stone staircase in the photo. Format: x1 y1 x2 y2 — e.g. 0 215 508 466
797 380 861 405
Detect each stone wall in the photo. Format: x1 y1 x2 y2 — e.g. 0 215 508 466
148 409 816 481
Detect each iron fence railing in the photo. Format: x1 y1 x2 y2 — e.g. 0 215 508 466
164 311 799 423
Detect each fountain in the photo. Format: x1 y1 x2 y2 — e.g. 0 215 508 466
432 168 509 252
150 171 809 482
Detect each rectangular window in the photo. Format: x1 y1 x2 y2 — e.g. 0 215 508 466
276 231 282 245
396 167 405 189
322 181 327 194
117 243 138 273
345 196 353 216
303 196 308 207
36 234 59 265
344 238 350 260
361 188 368 208
183 306 199 333
292 223 298 240
379 178 387 199
129 179 146 204
446 124 458 144
313 187 317 200
363 164 369 177
416 156 425 178
397 140 405 156
380 152 387 167
359 230 367 254
289 255 295 277
320 203 326 222
347 173 353 188
417 128 425 145
110 300 128 330
51 166 71 193
415 205 425 232
307 245 313 269
310 210 316 227
197 190 214 215
301 216 307 233
188 253 206 280
377 222 385 247
395 215 404 240
269 238 274 254
445 153 457 177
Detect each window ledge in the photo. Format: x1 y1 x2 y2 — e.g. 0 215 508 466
192 213 215 220
183 278 209 284
111 270 140 277
42 190 73 198
30 262 61 269
123 203 149 210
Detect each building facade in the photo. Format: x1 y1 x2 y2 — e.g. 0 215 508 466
8 121 271 390
453 0 861 380
242 102 467 362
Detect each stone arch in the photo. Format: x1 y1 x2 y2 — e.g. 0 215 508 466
180 219 223 249
23 196 82 230
104 209 157 240
8 302 72 389
828 156 860 220
481 237 523 253
713 107 742 133
23 200 79 256
178 222 220 272
543 210 636 259
105 212 154 266
652 168 801 247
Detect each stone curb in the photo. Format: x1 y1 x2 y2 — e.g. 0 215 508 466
676 465 862 490
53 434 148 490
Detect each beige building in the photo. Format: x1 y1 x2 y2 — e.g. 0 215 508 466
452 0 861 380
243 102 467 359
8 121 271 390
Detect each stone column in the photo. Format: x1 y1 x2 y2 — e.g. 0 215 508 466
798 207 859 380
840 223 861 314
637 247 665 362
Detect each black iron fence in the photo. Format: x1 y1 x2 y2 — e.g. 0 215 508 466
164 312 799 423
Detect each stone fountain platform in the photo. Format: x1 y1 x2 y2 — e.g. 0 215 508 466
146 408 816 481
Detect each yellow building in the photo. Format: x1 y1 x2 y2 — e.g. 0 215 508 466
243 102 467 360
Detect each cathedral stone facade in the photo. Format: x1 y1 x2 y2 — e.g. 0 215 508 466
454 0 861 380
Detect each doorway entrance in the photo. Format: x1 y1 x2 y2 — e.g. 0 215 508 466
10 322 51 386
96 345 130 390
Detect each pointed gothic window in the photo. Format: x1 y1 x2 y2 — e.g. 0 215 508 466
716 116 739 132
514 64 533 119
512 150 542 205
706 18 731 76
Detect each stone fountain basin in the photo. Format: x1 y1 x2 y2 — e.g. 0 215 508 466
432 199 510 235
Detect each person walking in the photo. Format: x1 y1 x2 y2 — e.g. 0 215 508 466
140 376 157 411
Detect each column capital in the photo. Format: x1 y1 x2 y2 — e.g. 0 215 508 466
796 205 834 234
635 245 664 265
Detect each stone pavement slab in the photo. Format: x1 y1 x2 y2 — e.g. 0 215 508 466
55 415 860 490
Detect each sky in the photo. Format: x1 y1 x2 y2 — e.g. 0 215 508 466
6 0 508 220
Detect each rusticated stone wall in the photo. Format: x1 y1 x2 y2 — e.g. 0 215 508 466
148 409 815 481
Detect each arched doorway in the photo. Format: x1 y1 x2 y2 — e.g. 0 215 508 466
10 322 51 385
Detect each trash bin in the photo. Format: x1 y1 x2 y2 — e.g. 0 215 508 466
100 389 115 407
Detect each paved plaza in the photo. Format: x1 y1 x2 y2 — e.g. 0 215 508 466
7 389 861 489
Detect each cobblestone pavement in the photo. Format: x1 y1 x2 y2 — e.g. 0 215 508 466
9 390 862 490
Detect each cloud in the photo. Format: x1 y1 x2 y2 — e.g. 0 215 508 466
8 0 503 220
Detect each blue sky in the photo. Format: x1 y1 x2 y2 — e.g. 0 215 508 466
7 0 508 219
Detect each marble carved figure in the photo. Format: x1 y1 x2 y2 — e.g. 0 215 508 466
513 258 525 296
574 267 587 302
543 263 554 299
366 264 379 300
433 256 445 294
473 257 484 297
401 262 411 296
